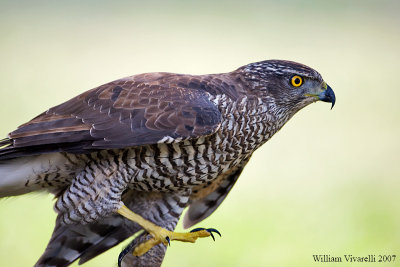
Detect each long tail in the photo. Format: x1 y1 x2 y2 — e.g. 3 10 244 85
35 190 187 267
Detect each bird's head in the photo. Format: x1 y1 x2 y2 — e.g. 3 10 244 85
239 60 335 116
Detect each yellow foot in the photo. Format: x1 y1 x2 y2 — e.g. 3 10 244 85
117 204 221 256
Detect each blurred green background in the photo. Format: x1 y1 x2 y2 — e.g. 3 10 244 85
0 0 399 266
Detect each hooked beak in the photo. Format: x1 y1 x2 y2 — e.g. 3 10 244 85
318 84 336 109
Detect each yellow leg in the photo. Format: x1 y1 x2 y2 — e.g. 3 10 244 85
117 204 220 256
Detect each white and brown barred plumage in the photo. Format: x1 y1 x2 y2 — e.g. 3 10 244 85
0 60 335 266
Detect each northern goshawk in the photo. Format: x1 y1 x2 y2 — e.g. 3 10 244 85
0 60 335 266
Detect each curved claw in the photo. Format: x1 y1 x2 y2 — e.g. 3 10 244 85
165 236 171 246
206 228 221 237
190 227 221 241
209 232 215 241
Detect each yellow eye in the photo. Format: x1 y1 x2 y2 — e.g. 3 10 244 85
291 75 303 87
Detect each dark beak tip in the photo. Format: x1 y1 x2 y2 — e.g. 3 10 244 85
327 86 336 110
319 84 336 110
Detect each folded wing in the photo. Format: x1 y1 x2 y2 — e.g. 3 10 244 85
1 73 223 159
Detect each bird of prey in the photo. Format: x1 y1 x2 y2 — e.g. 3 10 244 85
0 60 335 266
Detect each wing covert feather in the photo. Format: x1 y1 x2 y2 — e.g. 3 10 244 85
3 73 229 157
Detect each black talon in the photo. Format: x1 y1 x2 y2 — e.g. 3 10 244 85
206 228 221 237
166 236 171 246
190 227 221 241
209 232 215 241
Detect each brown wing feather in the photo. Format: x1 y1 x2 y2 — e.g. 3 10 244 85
1 72 241 159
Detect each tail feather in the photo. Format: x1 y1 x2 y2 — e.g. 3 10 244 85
78 222 132 264
36 215 134 267
35 191 141 267
36 190 188 267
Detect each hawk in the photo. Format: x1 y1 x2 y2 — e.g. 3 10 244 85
0 60 335 266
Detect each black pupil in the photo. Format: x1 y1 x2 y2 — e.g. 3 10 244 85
294 77 301 85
